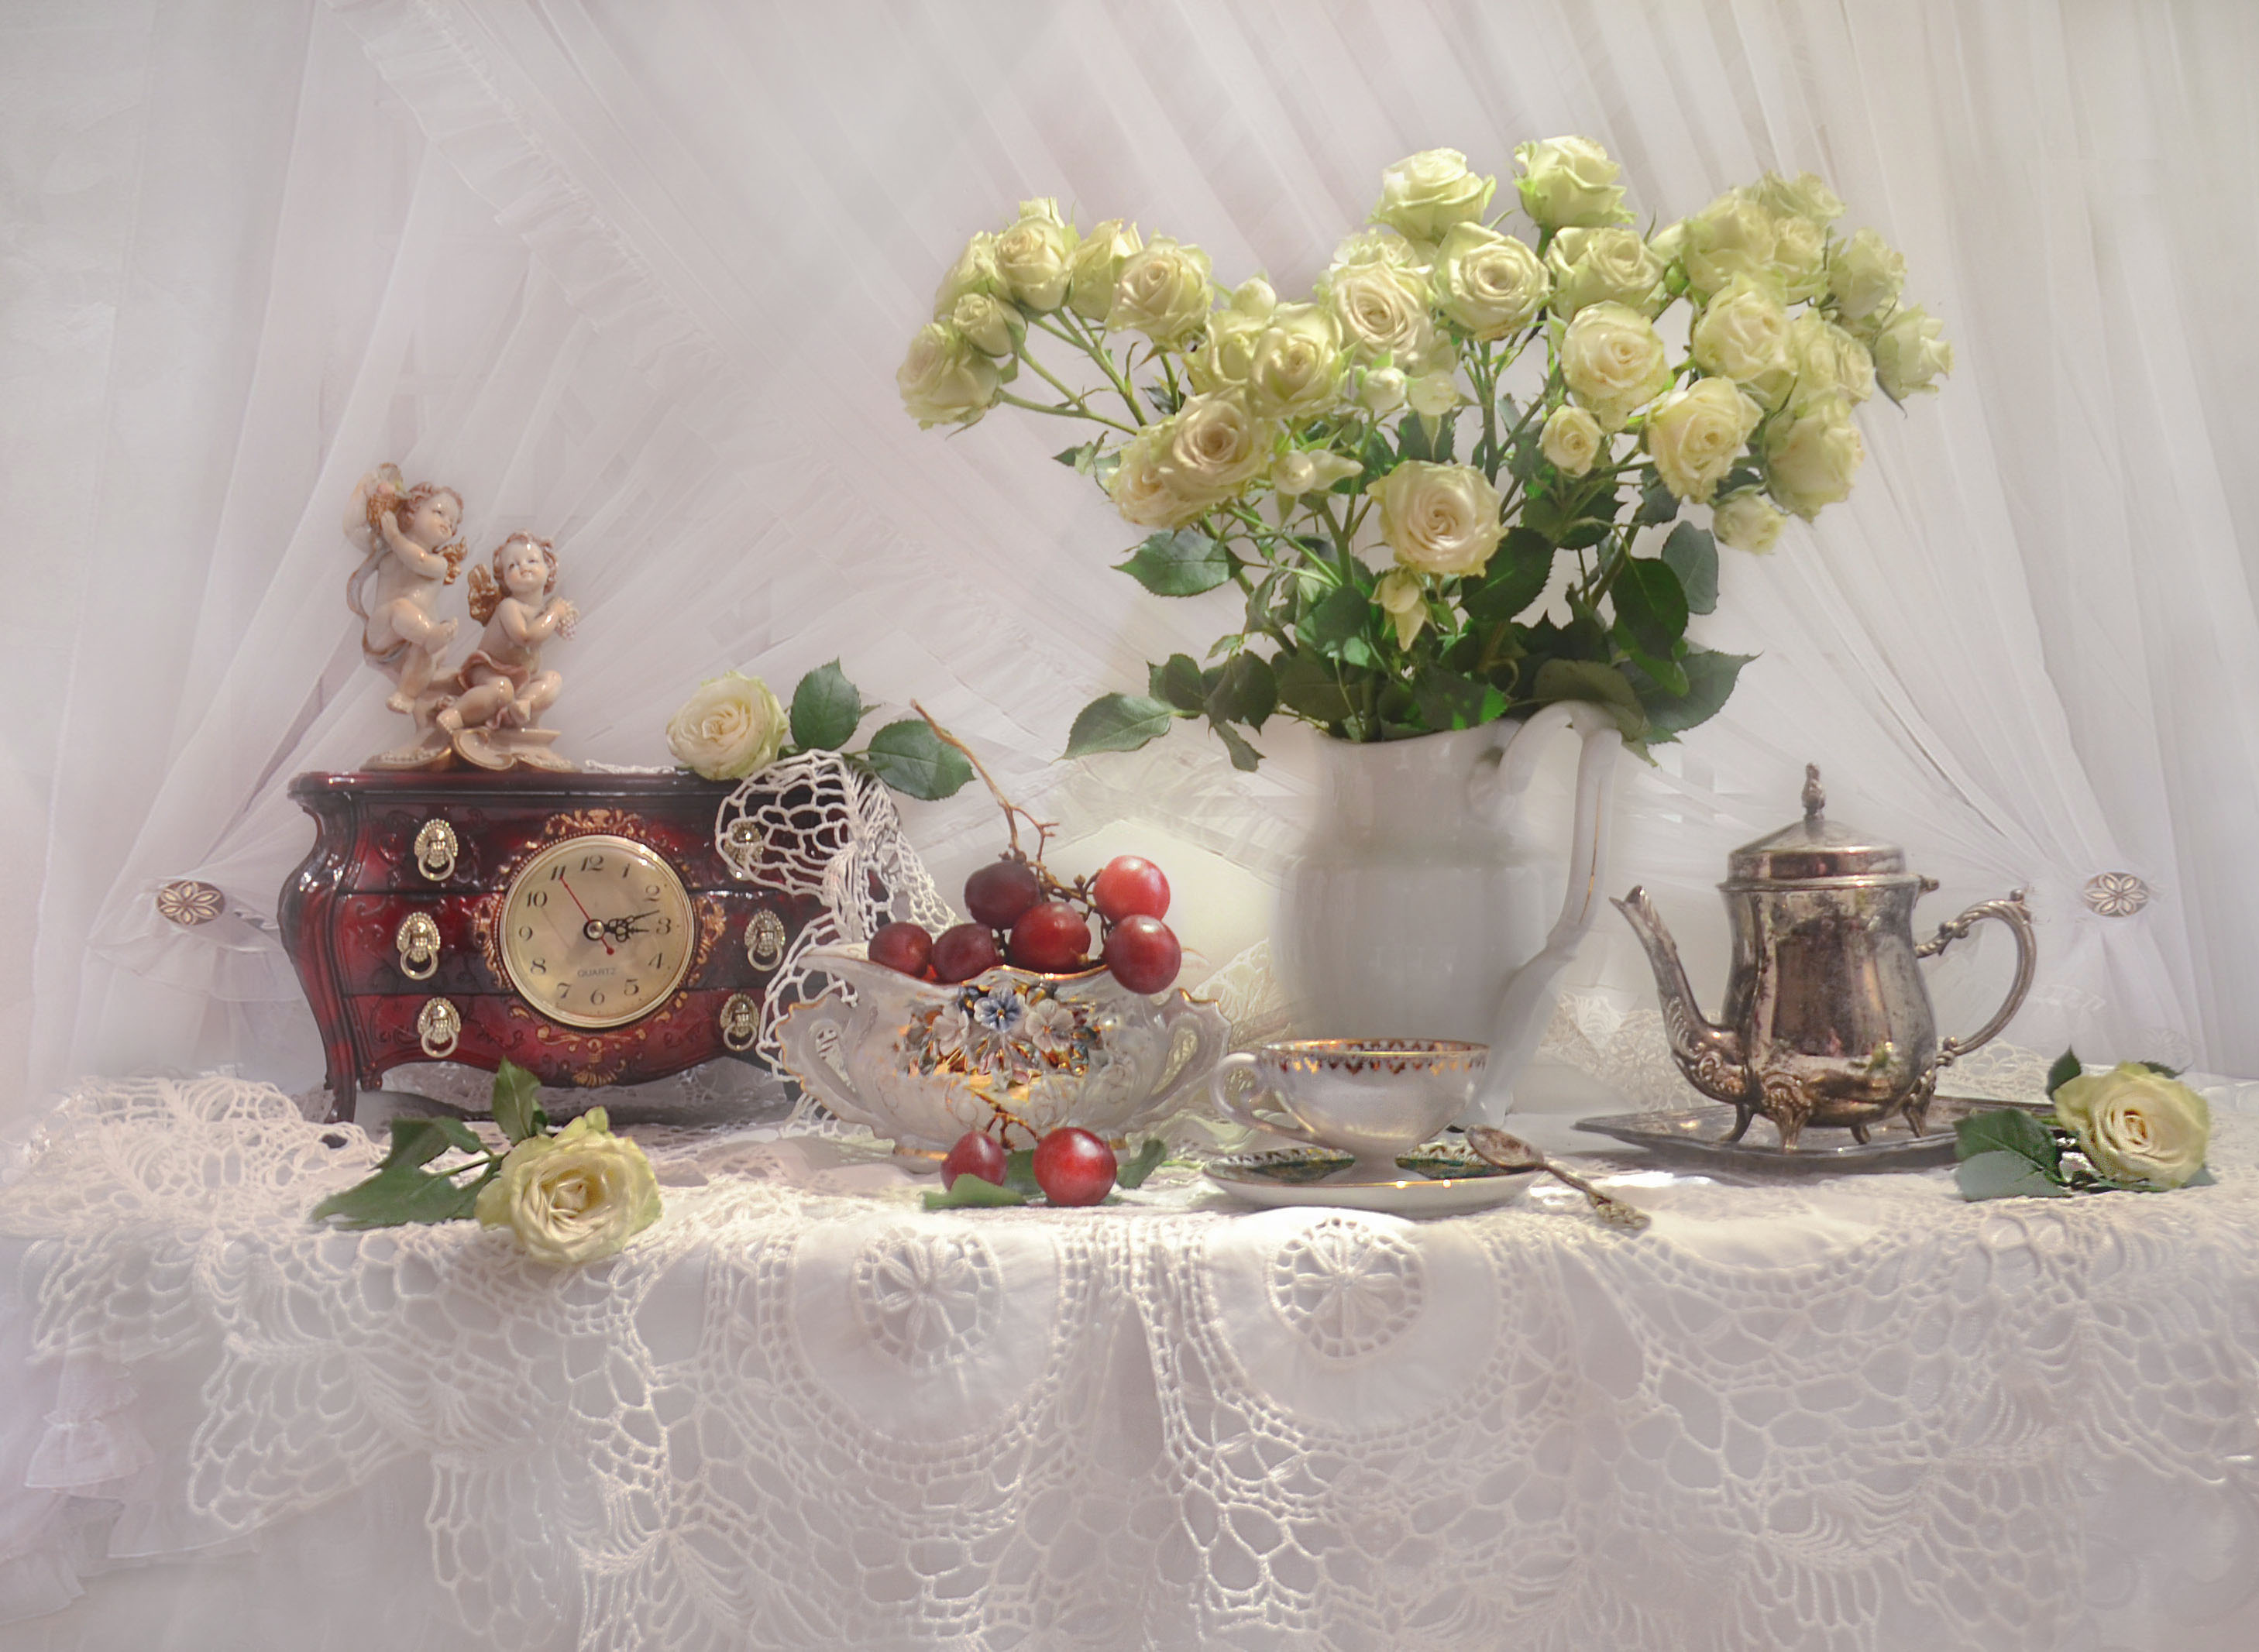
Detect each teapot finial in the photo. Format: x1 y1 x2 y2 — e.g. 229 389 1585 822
1802 764 1825 823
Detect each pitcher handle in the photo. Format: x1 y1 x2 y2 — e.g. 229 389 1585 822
775 994 872 1126
1469 702 1623 1118
1917 888 2039 1066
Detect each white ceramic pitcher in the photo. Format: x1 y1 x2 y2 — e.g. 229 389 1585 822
1273 702 1622 1122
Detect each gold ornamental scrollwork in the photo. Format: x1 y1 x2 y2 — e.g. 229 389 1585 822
395 912 442 981
417 996 462 1059
720 993 759 1053
413 819 459 881
745 908 789 972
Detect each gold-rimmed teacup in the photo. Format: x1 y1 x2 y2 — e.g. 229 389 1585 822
1207 1038 1487 1180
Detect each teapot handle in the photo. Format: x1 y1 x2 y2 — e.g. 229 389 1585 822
1467 702 1624 1118
1917 888 2039 1066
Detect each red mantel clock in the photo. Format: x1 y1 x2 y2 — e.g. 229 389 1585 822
282 769 823 1121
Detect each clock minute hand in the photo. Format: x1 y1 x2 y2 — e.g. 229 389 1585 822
558 877 615 955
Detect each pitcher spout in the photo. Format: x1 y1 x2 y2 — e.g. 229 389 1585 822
1611 887 1748 1106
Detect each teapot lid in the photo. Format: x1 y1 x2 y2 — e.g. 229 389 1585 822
1726 765 1907 881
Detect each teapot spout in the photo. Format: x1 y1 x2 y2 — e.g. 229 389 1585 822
1611 887 1748 1105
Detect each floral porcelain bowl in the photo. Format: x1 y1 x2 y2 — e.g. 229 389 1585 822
777 944 1232 1152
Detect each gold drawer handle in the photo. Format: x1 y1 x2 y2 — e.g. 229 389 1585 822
720 992 759 1053
396 912 442 980
413 819 458 881
417 996 462 1059
745 909 788 972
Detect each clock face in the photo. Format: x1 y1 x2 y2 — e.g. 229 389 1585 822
499 834 696 1029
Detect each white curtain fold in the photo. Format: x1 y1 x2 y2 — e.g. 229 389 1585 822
7 0 2257 1125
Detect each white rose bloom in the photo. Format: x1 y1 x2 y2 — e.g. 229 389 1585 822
995 198 1078 312
1827 227 1906 323
1188 304 1267 395
933 231 1005 318
1244 303 1347 421
951 292 1022 358
1769 212 1828 304
1067 218 1141 321
1429 223 1549 340
1559 301 1673 429
1326 259 1439 367
1407 370 1463 417
1540 404 1604 476
1745 170 1846 225
1108 422 1209 529
476 1109 662 1266
1329 225 1430 277
1711 489 1784 553
1691 281 1792 384
1764 393 1865 518
1678 191 1779 301
1162 391 1274 502
1359 365 1409 418
1646 377 1762 504
1374 568 1429 650
1372 147 1497 244
1109 236 1215 345
897 322 1002 428
1367 461 1505 577
667 671 788 780
1272 448 1364 496
1869 304 1955 400
1513 136 1632 230
1545 226 1666 319
2054 1063 2212 1188
1770 313 1876 413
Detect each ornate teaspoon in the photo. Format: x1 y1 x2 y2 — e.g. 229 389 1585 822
1466 1127 1651 1231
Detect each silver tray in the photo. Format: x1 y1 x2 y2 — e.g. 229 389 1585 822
1573 1094 2049 1173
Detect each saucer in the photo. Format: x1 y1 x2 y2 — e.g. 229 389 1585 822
1204 1145 1541 1216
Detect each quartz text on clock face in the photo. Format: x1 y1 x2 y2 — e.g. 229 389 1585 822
500 834 696 1029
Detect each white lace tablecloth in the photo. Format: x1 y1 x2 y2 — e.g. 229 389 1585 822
5 1074 2259 1652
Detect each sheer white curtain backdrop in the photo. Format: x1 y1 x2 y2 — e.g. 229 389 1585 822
4 0 2255 1135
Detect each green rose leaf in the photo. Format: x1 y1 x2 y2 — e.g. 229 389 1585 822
1634 473 1680 526
1463 527 1554 625
1299 580 1371 657
1208 651 1277 730
865 718 975 799
1150 653 1208 714
1053 440 1105 475
1953 1106 2063 1173
1629 647 1754 739
311 1118 498 1229
1114 1138 1167 1190
2137 1060 2183 1079
1530 659 1647 740
1624 644 1689 700
1611 557 1690 660
1002 1149 1044 1198
1211 719 1264 772
2187 1166 2217 1187
1114 530 1233 596
1955 1149 2071 1201
1274 654 1359 724
1659 521 1719 616
2046 1048 2083 1099
789 659 865 753
490 1058 545 1144
1064 693 1181 759
1414 665 1507 731
920 1173 1030 1211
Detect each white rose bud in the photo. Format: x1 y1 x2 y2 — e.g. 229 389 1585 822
1429 223 1549 340
1067 218 1141 321
896 322 1002 428
1109 236 1215 345
2054 1063 2212 1188
1745 170 1845 225
1691 281 1792 385
1545 226 1666 319
1161 391 1274 503
1764 393 1865 518
666 671 788 780
933 231 1005 319
1869 304 1954 400
1367 460 1505 577
1244 304 1347 421
1559 301 1673 430
1326 260 1439 367
1329 225 1430 277
1229 276 1278 319
1272 448 1364 496
1711 489 1785 553
1513 136 1632 230
951 292 1022 358
1374 568 1430 650
1108 421 1208 529
994 199 1078 313
476 1109 663 1266
1827 228 1907 324
1372 148 1497 244
1679 191 1779 301
1359 365 1409 419
1646 377 1762 504
1769 212 1828 304
1407 370 1463 417
1540 404 1604 476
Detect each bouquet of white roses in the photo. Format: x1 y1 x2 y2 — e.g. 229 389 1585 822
899 139 1951 766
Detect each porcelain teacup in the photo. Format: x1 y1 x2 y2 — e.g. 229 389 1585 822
1206 1038 1487 1180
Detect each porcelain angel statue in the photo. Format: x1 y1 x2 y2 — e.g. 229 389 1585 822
437 531 579 771
346 464 467 768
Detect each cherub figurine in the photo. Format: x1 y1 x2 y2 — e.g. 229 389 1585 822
346 465 465 713
438 532 579 771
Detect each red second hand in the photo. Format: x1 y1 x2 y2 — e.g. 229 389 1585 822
559 878 614 955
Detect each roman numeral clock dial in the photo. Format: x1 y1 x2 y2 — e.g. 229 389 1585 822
500 834 696 1029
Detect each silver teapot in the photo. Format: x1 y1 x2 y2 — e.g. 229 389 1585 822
1614 766 2037 1147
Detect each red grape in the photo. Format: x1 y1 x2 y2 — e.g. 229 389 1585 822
1102 915 1181 994
964 859 1043 929
930 922 1003 983
1031 1127 1116 1206
1008 902 1092 974
1092 855 1171 922
941 1128 1008 1190
868 920 933 977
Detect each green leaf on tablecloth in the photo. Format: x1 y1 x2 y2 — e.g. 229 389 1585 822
2045 1048 2082 1098
2187 1166 2216 1186
1953 1106 2062 1170
920 1173 1030 1211
1955 1149 2070 1201
1002 1149 1044 1198
311 1119 500 1228
789 659 864 753
864 718 975 799
1114 1138 1167 1190
490 1060 545 1144
2137 1060 2183 1079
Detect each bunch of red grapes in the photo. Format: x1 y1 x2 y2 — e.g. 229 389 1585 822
866 853 1181 995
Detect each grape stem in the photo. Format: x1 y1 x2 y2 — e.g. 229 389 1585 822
911 700 1059 867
